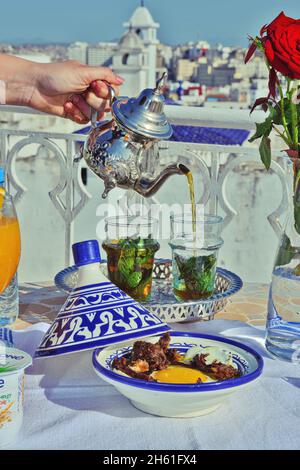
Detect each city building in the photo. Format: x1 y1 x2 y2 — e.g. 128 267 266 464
66 4 162 95
123 4 159 88
68 42 88 64
112 29 148 97
87 42 116 66
249 78 270 105
176 59 198 81
1 2 271 110
230 82 251 105
196 61 235 87
157 43 173 69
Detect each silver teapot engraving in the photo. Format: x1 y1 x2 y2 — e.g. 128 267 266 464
79 73 189 198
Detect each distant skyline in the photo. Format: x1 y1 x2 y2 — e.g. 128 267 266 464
1 1 300 47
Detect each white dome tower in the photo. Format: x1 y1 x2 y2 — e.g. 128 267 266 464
112 29 148 97
123 1 159 89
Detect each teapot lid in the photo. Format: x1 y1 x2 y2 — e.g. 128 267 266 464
112 72 173 141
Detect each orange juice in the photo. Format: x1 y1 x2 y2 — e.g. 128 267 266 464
0 216 21 294
0 188 5 209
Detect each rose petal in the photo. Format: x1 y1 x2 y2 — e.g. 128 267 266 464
263 38 293 77
263 38 275 62
260 12 300 78
267 12 295 33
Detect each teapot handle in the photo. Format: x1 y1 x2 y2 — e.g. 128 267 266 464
91 84 116 126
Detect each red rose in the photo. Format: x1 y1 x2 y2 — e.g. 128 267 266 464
262 11 300 79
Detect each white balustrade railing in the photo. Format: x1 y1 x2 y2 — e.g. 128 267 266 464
0 103 265 128
0 104 288 283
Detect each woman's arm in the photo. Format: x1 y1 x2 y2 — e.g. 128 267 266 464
0 54 124 124
0 54 38 107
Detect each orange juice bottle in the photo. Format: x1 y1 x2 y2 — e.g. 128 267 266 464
0 169 21 295
0 167 5 209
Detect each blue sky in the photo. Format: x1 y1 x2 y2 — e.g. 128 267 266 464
1 0 300 46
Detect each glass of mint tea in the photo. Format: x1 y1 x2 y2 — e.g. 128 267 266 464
102 216 159 302
169 214 223 301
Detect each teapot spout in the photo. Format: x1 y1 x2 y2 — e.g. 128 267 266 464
134 163 190 198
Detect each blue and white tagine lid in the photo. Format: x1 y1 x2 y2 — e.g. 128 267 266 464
35 240 170 358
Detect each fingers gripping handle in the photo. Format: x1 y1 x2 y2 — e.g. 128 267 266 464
91 84 116 126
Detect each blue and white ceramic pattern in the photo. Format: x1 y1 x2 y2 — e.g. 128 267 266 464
0 328 14 347
35 240 170 359
35 281 170 358
93 332 263 417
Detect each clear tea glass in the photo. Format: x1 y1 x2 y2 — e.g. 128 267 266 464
0 194 21 325
169 214 223 301
102 216 160 301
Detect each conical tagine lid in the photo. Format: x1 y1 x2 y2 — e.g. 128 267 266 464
35 240 170 358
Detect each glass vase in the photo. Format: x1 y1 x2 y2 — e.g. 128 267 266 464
266 158 300 362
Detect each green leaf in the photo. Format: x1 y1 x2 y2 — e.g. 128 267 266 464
259 135 271 170
116 238 155 290
174 253 217 294
275 233 295 267
126 271 143 289
118 247 135 277
248 119 272 143
294 198 300 235
268 104 281 125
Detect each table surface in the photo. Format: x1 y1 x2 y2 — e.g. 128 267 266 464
8 281 300 451
8 312 300 450
14 281 269 330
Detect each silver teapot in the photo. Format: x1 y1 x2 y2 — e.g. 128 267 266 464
80 73 189 198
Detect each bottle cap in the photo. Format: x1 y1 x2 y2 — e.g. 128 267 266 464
72 240 101 267
0 167 5 185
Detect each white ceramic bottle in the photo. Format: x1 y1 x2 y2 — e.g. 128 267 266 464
73 239 108 287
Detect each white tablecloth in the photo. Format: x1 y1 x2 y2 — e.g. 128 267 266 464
5 320 300 450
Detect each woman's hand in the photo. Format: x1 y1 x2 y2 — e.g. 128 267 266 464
0 55 124 124
31 61 124 124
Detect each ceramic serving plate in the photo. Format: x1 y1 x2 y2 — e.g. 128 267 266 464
92 332 263 418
